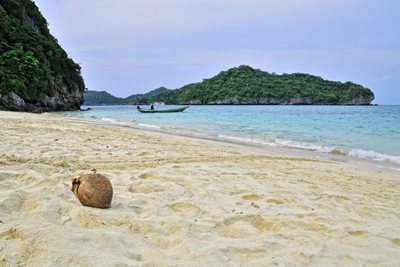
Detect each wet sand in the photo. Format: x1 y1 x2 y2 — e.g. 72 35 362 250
0 111 399 266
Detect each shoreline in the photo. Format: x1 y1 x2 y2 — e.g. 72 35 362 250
1 111 399 266
70 104 400 168
62 113 400 174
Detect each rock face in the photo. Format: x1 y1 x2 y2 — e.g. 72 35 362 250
0 87 83 113
342 95 375 105
0 0 85 112
0 93 25 111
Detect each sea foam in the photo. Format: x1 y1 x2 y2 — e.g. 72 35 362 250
138 123 161 129
348 149 400 164
219 134 400 165
274 139 336 153
101 117 117 123
218 134 278 146
101 117 126 125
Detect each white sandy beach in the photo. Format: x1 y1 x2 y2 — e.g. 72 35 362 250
0 111 399 266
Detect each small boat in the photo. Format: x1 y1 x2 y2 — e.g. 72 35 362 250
137 106 189 113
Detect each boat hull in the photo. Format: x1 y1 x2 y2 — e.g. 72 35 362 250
138 106 189 113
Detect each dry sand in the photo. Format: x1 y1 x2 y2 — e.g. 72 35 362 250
0 111 399 266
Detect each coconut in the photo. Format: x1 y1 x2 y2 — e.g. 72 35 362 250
71 173 113 208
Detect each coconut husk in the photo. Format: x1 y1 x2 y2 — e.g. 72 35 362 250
71 173 113 208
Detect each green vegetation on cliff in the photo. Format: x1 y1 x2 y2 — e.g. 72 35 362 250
0 0 84 104
133 65 374 105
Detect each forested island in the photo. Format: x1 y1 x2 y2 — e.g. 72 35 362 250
85 65 374 106
0 0 85 112
83 87 168 106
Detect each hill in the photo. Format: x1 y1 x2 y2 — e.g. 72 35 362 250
133 65 374 105
83 91 133 105
85 66 374 106
83 87 169 105
0 0 85 112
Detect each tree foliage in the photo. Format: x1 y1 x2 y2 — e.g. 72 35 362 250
84 87 170 106
0 0 84 103
83 91 134 105
133 65 374 105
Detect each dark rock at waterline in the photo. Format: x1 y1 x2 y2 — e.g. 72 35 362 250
0 91 82 113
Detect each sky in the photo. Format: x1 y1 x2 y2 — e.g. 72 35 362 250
33 0 400 104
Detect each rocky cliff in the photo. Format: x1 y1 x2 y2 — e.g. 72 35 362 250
0 0 85 112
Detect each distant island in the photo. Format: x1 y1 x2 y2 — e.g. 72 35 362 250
83 87 168 106
0 0 85 112
84 65 374 106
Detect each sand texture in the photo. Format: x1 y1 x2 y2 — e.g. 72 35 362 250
0 111 399 266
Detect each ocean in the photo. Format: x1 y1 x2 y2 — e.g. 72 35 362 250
60 105 400 166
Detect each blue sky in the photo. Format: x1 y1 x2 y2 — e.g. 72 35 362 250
34 0 399 104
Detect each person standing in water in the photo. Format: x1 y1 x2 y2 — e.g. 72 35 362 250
150 104 154 110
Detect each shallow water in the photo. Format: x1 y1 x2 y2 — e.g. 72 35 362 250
61 105 400 165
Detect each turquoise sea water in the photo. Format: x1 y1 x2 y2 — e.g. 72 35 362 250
62 105 400 165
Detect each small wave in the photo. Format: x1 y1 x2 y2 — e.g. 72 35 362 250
101 117 116 123
100 117 126 125
217 134 400 166
275 139 336 153
218 134 352 157
193 132 210 137
348 149 400 164
218 134 278 146
330 148 347 156
138 123 161 129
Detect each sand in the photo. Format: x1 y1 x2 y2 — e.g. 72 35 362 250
0 111 399 266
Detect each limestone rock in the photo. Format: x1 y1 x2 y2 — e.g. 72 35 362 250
0 93 26 111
